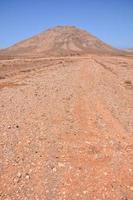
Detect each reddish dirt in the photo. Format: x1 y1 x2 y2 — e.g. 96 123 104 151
0 54 133 200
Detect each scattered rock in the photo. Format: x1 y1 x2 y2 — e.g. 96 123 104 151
25 173 30 180
17 172 22 178
52 167 57 172
58 162 65 167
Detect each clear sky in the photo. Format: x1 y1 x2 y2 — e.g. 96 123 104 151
0 0 133 49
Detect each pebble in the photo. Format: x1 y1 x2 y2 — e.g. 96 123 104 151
14 172 22 183
25 173 30 180
53 167 57 172
58 162 65 167
17 172 22 178
130 187 133 191
83 191 87 194
104 172 108 176
128 168 132 172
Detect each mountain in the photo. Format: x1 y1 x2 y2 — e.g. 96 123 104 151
1 26 120 57
124 48 133 52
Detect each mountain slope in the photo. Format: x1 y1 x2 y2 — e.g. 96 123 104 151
2 26 120 57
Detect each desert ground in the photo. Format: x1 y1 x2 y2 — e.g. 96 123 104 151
0 53 133 200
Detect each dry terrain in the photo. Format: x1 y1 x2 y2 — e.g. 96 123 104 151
0 54 133 200
0 26 133 200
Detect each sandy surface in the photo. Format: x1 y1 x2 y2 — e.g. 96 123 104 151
0 55 133 200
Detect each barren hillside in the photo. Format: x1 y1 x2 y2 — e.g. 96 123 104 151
1 26 121 57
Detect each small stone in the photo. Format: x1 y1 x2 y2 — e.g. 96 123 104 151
58 162 65 167
55 156 59 159
53 167 57 172
130 187 133 191
128 168 133 172
25 173 30 180
27 140 31 144
85 141 91 144
95 154 99 159
104 172 107 176
83 191 87 194
17 172 22 178
14 172 22 183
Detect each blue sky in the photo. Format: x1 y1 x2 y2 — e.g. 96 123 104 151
0 0 133 49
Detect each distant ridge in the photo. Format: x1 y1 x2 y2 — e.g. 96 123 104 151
1 26 122 57
124 48 133 52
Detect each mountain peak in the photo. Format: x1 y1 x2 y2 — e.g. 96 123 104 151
46 25 81 31
3 25 119 57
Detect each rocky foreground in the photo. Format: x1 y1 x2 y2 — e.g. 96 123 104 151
0 55 133 200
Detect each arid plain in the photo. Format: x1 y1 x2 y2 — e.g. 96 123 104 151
0 26 133 200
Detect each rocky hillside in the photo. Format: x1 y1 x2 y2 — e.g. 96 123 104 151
1 26 120 57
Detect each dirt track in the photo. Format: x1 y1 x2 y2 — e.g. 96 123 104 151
0 55 133 200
